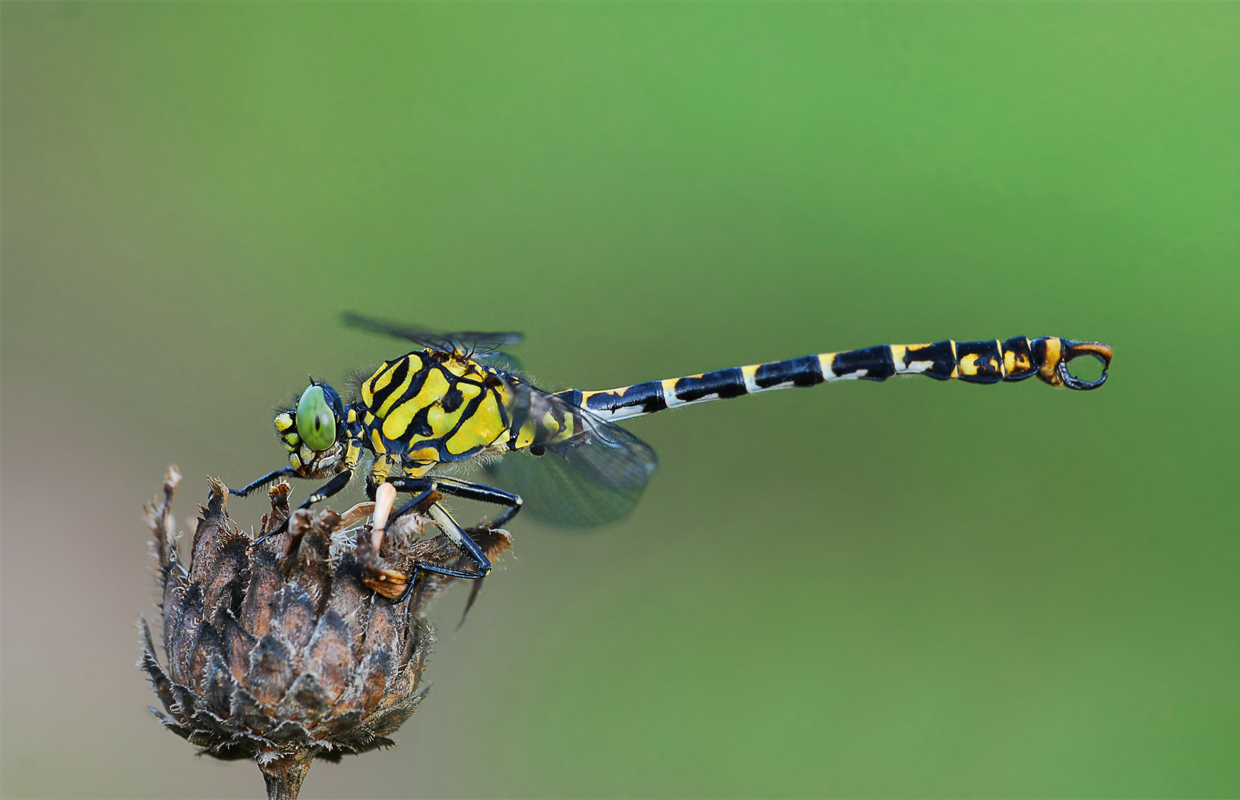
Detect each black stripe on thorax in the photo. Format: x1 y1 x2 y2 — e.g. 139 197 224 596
367 358 408 409
440 381 498 444
397 406 435 441
754 355 824 389
370 355 437 412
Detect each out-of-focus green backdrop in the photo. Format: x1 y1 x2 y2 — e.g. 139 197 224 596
3 3 1237 798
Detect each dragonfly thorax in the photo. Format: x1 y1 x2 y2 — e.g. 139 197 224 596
357 350 516 469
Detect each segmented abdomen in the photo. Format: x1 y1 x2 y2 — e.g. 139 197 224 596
572 336 1103 422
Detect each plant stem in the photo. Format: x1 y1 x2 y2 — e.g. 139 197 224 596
259 750 313 800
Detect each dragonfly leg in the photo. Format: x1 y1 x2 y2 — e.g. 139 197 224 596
380 477 439 532
253 468 354 544
228 467 299 497
388 488 439 529
379 475 522 529
427 476 523 527
398 503 492 602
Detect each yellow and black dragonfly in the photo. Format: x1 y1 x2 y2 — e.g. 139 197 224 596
230 313 1112 599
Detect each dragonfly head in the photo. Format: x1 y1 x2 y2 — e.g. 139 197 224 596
274 380 347 474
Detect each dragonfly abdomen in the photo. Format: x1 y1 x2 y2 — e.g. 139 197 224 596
573 336 1112 422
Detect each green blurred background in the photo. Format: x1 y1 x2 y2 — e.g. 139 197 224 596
3 3 1237 798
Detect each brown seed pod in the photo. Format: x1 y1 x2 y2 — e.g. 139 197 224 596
139 468 511 799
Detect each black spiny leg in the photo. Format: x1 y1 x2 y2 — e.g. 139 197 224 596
387 486 439 527
437 477 524 526
384 476 523 529
397 502 492 602
381 479 518 620
229 467 299 498
253 468 354 544
364 476 518 610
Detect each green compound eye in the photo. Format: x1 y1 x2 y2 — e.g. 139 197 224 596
296 385 337 452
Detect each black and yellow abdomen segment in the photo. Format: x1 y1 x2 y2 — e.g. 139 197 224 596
571 336 1113 422
359 352 515 467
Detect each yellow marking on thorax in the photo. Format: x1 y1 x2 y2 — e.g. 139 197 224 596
364 360 401 407
426 381 482 436
406 448 439 469
445 389 507 455
438 354 483 382
548 410 576 443
382 368 451 441
513 419 537 450
541 411 563 438
375 360 417 417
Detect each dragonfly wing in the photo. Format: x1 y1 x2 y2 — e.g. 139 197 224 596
342 311 523 355
486 405 659 529
474 351 525 375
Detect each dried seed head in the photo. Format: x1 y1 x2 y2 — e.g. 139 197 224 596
139 468 511 799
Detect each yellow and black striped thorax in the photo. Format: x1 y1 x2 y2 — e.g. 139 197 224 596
357 349 583 467
358 351 518 466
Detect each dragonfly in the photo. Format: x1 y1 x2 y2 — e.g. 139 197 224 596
229 313 1112 600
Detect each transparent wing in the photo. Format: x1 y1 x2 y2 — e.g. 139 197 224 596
342 311 523 356
486 387 659 529
474 351 525 375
